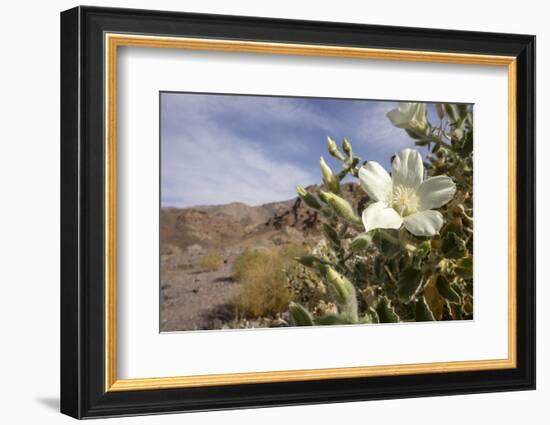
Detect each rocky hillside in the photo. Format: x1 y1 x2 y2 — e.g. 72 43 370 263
161 182 363 252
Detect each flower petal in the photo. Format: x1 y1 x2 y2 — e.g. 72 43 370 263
358 162 393 202
386 108 409 128
391 148 424 189
410 103 427 130
403 210 444 237
362 202 403 233
416 175 457 211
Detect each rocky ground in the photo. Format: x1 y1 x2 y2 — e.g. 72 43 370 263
159 183 364 332
160 244 239 331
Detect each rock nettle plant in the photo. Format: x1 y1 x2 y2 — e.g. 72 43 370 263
289 102 473 325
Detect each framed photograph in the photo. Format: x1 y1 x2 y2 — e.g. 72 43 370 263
60 6 536 419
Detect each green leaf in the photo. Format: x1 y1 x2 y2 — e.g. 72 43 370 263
448 301 463 320
458 130 473 155
360 306 380 324
424 277 445 320
415 296 436 321
376 297 400 323
463 296 473 315
455 257 473 279
435 275 461 304
441 231 468 259
288 302 314 326
397 267 423 302
315 314 352 326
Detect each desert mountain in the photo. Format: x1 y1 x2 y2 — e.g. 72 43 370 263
161 182 364 253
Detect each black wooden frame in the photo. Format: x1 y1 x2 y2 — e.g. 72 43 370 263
60 5 536 419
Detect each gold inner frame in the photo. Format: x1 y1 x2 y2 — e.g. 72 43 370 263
104 33 517 392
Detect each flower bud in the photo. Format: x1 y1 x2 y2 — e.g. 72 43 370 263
326 136 345 160
323 223 340 247
296 185 322 210
319 156 340 194
318 191 330 203
324 266 357 309
350 234 372 252
342 138 353 157
387 103 428 134
320 191 361 226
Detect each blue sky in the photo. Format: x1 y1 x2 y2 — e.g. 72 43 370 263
161 93 436 208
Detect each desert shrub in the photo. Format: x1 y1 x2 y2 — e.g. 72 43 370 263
231 245 306 319
199 252 224 272
290 103 474 326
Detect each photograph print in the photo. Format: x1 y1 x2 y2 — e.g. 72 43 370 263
160 92 473 332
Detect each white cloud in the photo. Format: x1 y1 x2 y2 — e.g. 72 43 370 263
160 94 428 207
161 114 316 207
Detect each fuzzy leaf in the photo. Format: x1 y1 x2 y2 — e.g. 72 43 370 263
415 296 436 321
288 302 314 326
435 275 461 304
463 296 473 315
315 314 352 326
448 301 463 320
397 267 423 302
455 257 473 279
441 231 467 259
360 307 380 324
376 297 400 323
424 277 445 320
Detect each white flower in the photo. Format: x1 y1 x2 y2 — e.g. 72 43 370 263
387 103 428 132
358 149 456 237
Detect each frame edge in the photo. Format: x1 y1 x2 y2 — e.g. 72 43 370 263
62 6 536 418
60 6 83 420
